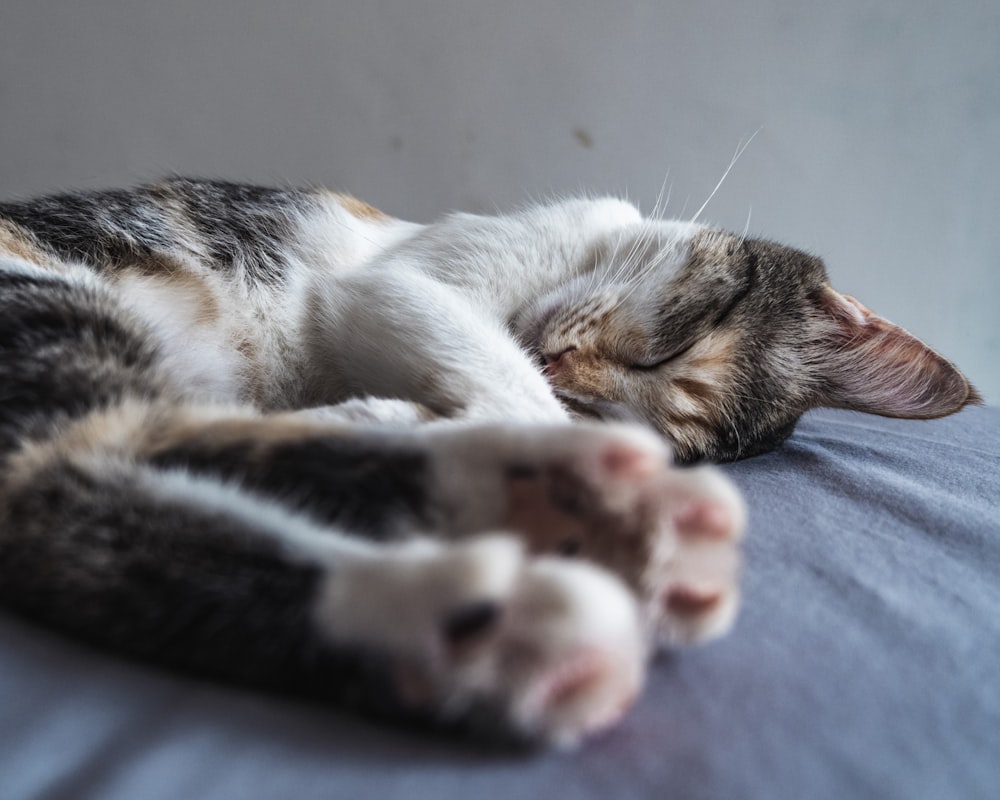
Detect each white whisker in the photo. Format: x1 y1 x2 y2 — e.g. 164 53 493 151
691 128 762 223
740 206 753 245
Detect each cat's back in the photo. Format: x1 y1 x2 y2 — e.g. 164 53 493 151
0 179 415 408
0 179 417 293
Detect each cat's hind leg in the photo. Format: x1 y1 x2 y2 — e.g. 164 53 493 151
0 258 645 744
424 424 747 647
127 405 744 648
0 410 646 746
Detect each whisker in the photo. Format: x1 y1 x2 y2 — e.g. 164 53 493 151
691 127 762 223
739 206 753 246
649 170 671 221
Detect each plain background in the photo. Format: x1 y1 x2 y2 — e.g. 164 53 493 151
1 1 997 401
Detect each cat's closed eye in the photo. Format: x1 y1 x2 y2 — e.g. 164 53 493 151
628 341 696 372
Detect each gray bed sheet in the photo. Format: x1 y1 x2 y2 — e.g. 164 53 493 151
1 407 998 800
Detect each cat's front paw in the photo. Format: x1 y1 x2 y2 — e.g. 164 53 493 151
314 535 646 747
428 424 746 648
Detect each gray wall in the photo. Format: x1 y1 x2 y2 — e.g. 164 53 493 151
2 1 997 401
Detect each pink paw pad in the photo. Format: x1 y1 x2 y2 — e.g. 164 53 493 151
599 441 662 480
664 586 725 616
673 500 736 542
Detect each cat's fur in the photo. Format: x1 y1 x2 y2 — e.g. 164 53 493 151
0 179 977 746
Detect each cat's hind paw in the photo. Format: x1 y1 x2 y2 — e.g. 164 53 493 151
427 423 746 650
314 535 646 747
653 465 745 645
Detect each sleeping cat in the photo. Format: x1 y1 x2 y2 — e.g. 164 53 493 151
0 180 977 746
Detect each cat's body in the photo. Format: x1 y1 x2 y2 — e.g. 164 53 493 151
0 180 977 746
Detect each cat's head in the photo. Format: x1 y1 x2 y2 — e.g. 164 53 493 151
520 221 979 463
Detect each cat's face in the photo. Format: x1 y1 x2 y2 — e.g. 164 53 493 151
522 223 977 463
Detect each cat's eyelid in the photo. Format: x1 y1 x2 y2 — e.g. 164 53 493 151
632 245 753 373
630 340 696 371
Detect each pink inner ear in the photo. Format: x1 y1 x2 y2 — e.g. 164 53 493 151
816 286 979 419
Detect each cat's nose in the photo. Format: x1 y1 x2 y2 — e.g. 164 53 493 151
543 346 577 375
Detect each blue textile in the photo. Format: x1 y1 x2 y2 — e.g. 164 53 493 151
1 407 998 800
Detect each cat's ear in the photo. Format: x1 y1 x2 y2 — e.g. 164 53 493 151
814 285 980 418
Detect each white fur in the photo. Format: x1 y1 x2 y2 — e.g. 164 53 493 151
116 272 245 402
296 197 701 424
313 534 524 652
143 465 377 563
314 531 646 747
93 195 708 429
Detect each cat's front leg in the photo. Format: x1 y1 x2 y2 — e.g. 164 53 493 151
289 397 441 427
305 268 568 425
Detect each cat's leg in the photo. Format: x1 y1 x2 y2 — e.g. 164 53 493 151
0 261 643 744
0 412 645 747
423 424 747 646
306 269 569 425
124 404 744 647
289 397 441 427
